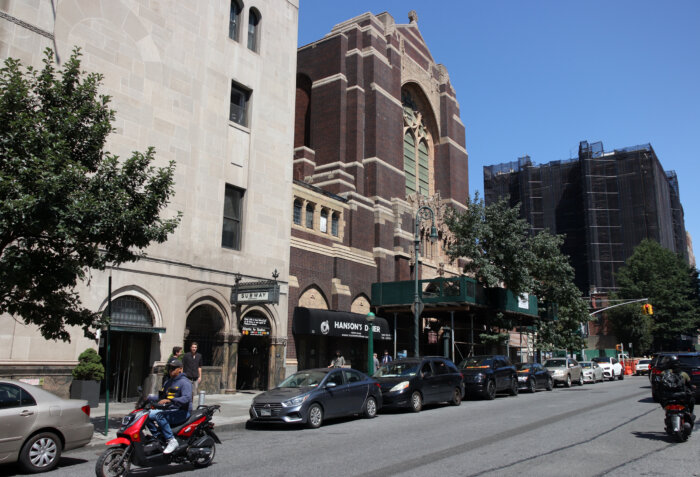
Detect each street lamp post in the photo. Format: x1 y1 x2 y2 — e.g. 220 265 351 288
367 312 375 375
413 206 438 358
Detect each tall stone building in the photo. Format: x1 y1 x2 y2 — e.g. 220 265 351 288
287 11 470 373
0 0 298 398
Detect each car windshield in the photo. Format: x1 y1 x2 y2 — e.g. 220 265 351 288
580 362 592 368
679 355 700 366
514 363 531 372
459 357 493 368
374 361 419 378
278 370 327 388
592 357 610 363
638 359 651 365
544 359 567 368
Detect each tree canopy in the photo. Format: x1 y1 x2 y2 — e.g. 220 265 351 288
611 239 700 350
0 48 180 341
445 194 588 353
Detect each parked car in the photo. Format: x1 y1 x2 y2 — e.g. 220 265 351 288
650 352 700 402
0 379 94 473
249 368 381 428
591 356 624 381
649 352 675 383
514 362 553 392
579 361 604 383
373 357 464 412
544 358 583 387
635 359 652 376
459 355 518 399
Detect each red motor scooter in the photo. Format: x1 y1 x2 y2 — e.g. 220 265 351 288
95 401 221 477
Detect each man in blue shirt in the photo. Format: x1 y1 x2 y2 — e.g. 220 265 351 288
147 358 192 454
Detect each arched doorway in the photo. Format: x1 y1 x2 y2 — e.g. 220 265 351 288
101 295 156 402
236 311 271 390
185 305 225 367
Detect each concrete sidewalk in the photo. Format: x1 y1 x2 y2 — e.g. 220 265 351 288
87 391 260 447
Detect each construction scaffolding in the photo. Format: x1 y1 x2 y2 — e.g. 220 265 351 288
483 140 688 294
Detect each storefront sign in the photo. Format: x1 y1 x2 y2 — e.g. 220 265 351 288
231 279 280 305
292 307 392 341
241 316 271 336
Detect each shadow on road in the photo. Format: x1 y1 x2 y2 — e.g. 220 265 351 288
638 396 656 403
0 457 89 476
632 430 672 442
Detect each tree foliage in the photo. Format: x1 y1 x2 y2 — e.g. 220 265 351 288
0 48 181 341
445 193 588 352
612 239 700 349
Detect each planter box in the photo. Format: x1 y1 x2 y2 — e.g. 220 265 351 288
70 380 100 408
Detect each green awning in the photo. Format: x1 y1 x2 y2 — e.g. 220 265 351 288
110 325 166 334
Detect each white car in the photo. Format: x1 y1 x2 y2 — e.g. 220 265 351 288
591 356 624 381
635 359 651 375
579 361 604 383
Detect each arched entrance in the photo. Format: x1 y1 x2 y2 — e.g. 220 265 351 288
236 311 271 390
185 305 225 367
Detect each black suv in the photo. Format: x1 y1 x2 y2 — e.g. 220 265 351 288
458 355 518 400
651 352 700 402
373 357 464 412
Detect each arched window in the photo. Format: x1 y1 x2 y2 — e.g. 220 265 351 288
248 8 261 52
331 212 339 237
229 0 242 41
402 90 432 198
111 296 153 328
293 199 302 225
305 203 314 228
320 209 328 233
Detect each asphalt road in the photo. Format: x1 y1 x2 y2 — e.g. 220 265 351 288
8 376 699 477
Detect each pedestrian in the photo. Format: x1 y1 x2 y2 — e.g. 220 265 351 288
381 349 393 365
373 352 380 371
328 350 345 368
182 342 202 402
162 346 183 385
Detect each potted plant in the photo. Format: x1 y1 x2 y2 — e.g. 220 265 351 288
70 348 105 407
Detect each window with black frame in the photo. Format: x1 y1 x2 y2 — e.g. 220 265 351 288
222 184 244 250
247 8 261 52
228 0 242 41
230 81 251 127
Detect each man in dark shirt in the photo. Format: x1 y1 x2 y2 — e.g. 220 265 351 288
182 342 202 401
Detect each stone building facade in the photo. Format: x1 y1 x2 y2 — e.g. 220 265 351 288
0 0 298 398
287 11 469 373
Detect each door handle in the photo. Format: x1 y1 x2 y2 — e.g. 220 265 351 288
20 410 34 417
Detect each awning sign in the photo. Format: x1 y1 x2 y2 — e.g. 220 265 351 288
292 307 392 341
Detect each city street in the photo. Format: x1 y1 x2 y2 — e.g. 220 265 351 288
5 376 696 477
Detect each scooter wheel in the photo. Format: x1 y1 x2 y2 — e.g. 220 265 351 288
193 443 216 468
95 446 131 477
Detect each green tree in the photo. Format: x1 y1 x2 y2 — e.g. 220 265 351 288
445 194 587 352
605 304 654 354
0 48 181 341
613 239 700 348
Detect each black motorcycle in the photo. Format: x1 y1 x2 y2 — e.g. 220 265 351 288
95 401 221 477
663 395 694 443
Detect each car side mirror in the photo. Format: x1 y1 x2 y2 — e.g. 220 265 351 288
569 363 575 368
326 382 337 388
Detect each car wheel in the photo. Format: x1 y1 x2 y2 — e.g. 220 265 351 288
577 374 584 386
363 396 378 418
618 371 624 381
508 377 519 396
410 391 423 412
307 403 323 428
565 375 572 388
528 378 536 393
19 431 61 473
545 376 553 391
484 380 496 400
450 387 462 406
95 446 131 477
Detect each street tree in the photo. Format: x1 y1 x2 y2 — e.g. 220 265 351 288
0 48 181 341
612 239 700 349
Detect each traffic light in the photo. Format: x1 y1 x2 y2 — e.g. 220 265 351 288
642 303 654 315
615 344 622 351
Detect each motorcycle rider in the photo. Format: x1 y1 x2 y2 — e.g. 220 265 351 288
147 357 192 454
659 355 695 420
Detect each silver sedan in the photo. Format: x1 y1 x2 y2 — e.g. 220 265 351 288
579 361 605 383
0 379 94 473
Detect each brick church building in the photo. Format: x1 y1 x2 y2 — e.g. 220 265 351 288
286 11 470 374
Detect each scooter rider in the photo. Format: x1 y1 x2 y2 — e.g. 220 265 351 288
147 357 192 454
660 355 695 416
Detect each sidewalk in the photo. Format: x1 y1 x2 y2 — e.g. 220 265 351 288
87 391 261 447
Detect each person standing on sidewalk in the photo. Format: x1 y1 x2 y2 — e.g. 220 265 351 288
183 342 202 402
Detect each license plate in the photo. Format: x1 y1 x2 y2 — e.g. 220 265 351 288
260 408 271 416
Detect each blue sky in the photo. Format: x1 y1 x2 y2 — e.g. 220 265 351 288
298 1 700 262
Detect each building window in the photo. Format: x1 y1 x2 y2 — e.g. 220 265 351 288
402 90 432 197
320 209 328 233
305 204 314 229
230 81 251 127
222 184 244 249
229 0 242 41
331 212 339 237
293 200 302 225
248 8 261 52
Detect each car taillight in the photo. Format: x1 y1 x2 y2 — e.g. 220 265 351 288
81 405 90 417
375 382 381 388
692 371 700 376
651 368 662 375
